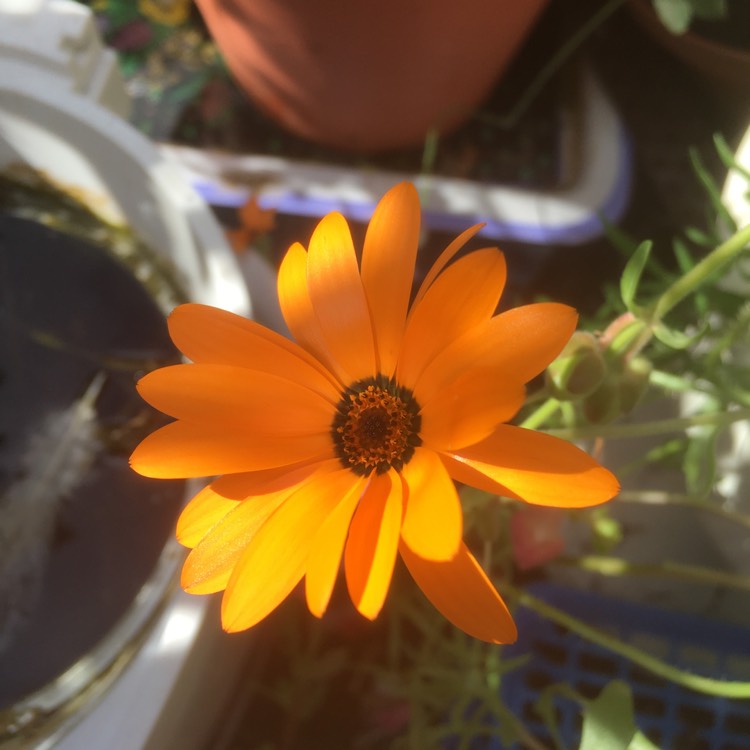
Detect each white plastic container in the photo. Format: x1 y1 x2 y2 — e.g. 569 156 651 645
162 67 631 246
0 2 252 748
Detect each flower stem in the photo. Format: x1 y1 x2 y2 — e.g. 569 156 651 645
479 0 626 129
506 584 750 699
557 555 750 593
520 398 561 430
618 490 750 532
649 222 750 323
544 407 750 440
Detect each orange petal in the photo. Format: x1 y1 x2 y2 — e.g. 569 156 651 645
130 420 332 478
305 476 367 618
181 488 290 594
211 458 334 499
221 468 359 632
360 182 420 376
400 541 517 644
277 242 346 386
411 223 484 307
137 364 332 435
176 482 241 548
398 248 506 391
419 369 526 451
415 303 578 400
440 453 523 500
344 472 403 620
167 303 339 401
399 448 462 561
446 425 620 508
306 212 377 382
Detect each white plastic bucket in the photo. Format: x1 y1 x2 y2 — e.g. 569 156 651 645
0 2 252 748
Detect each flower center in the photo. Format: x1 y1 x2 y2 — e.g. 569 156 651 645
331 375 422 476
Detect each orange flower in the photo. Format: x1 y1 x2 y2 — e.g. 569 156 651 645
130 183 618 643
226 195 276 253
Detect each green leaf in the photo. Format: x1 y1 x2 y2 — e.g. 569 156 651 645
579 680 637 750
692 0 728 21
591 509 624 554
653 0 692 33
715 133 750 183
620 241 652 312
629 731 662 750
652 322 704 349
683 226 715 247
672 239 713 315
653 0 726 32
672 237 696 273
689 147 736 232
684 426 719 498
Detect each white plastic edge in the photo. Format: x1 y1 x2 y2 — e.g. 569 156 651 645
160 67 631 246
0 61 249 316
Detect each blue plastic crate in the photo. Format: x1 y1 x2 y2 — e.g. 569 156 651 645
493 584 750 750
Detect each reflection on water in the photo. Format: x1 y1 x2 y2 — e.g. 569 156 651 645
0 187 185 711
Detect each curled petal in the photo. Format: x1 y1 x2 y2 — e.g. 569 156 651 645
446 425 620 508
221 468 359 632
400 541 517 644
344 472 403 620
360 182 420 376
400 448 462 561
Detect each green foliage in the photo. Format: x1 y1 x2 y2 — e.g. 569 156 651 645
620 241 652 314
652 0 728 34
579 680 638 750
590 508 625 554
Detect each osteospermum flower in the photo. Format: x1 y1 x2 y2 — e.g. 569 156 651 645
130 183 618 643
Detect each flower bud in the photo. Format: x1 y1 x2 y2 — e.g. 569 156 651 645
546 332 606 400
581 378 621 424
618 356 653 415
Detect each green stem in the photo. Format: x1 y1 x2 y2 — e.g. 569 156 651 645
650 222 750 322
524 386 557 407
520 398 561 429
420 128 440 176
618 490 750 532
558 555 750 593
478 0 626 129
506 585 750 699
545 406 750 440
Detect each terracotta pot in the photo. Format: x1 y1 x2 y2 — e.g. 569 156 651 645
195 0 549 152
